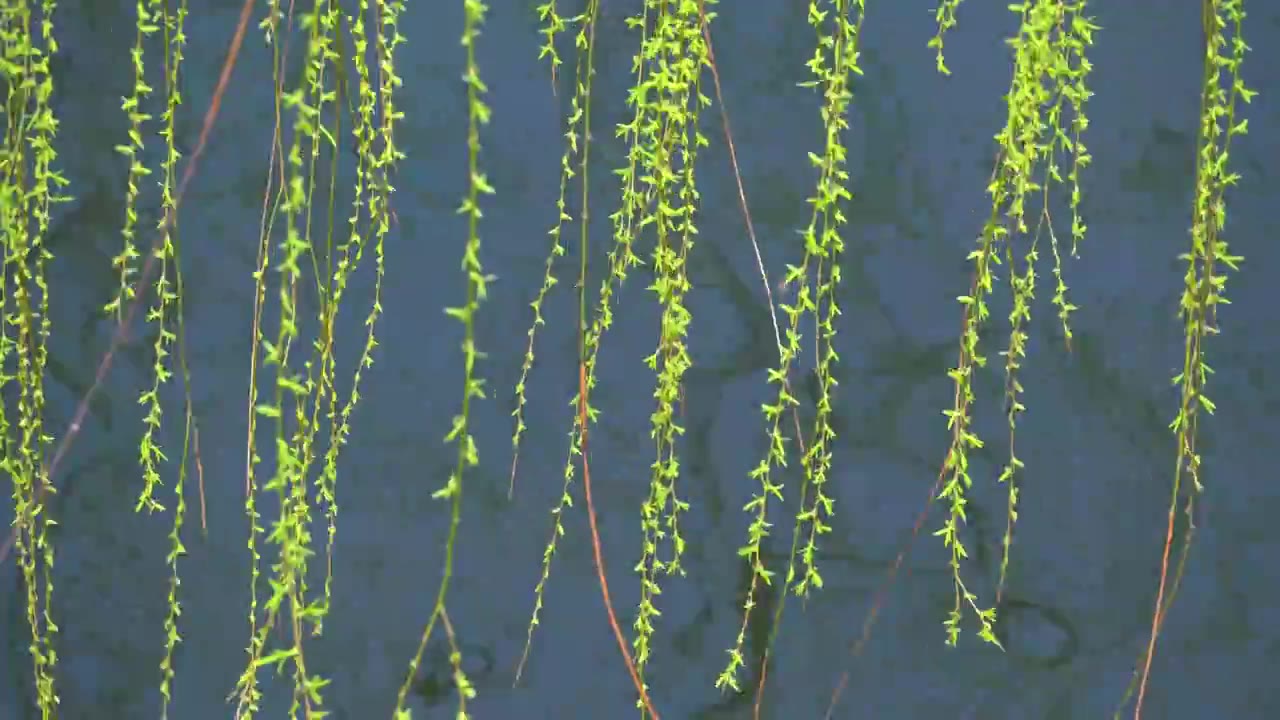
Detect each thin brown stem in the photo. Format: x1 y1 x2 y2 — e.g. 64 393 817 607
579 361 659 719
824 458 949 720
1133 501 1177 719
195 416 207 536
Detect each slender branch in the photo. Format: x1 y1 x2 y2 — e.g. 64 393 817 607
578 360 659 719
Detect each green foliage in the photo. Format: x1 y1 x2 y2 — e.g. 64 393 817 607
246 3 345 715
1116 2 1252 716
2 0 68 716
718 0 864 694
396 0 487 715
928 0 965 74
233 3 288 713
98 6 199 715
0 2 1260 718
121 2 196 715
628 0 708 696
229 1 405 717
508 0 582 501
929 0 1096 650
511 0 592 684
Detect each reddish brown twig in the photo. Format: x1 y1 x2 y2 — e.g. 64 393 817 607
578 361 660 719
1133 501 1177 719
824 461 948 720
194 422 207 535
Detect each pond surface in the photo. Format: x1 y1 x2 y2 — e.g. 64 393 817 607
2 1 1278 718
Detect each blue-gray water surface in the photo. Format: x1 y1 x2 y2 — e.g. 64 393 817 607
2 1 1278 718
